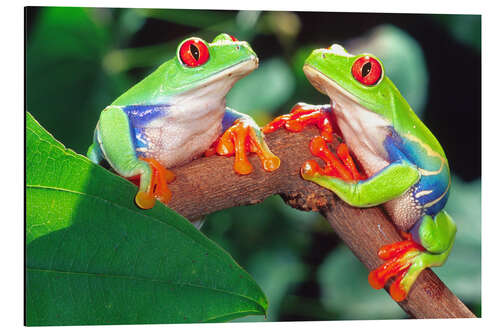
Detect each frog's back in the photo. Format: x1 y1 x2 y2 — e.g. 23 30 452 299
111 60 174 107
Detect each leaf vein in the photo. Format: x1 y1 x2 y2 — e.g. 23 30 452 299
27 267 264 310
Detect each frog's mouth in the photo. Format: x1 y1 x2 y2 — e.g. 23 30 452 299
303 64 360 108
171 56 258 103
191 56 259 89
302 64 392 175
166 56 259 122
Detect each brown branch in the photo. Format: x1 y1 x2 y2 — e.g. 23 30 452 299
167 127 475 319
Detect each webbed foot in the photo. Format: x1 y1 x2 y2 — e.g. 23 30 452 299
129 157 176 209
215 119 280 175
368 212 456 302
303 136 364 181
368 232 426 301
263 103 336 142
263 103 363 182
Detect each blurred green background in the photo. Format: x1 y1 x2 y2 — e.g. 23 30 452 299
25 7 481 320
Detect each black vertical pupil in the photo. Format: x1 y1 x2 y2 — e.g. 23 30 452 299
362 62 372 77
190 44 200 61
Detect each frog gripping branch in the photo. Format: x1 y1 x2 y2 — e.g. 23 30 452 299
264 44 456 302
87 34 280 209
87 33 457 305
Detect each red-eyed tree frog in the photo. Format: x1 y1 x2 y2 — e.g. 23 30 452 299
264 44 456 302
87 33 280 209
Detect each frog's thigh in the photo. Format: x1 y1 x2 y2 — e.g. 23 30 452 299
306 161 420 207
97 106 152 191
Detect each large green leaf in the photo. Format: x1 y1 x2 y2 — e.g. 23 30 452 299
25 112 267 326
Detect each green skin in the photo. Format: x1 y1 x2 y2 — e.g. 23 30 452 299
301 44 456 295
88 34 265 209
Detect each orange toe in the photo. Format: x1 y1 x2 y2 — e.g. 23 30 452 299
135 191 156 210
217 120 280 175
308 136 354 181
263 103 336 143
139 157 175 205
389 274 409 302
368 239 423 301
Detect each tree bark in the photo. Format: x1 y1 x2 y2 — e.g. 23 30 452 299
166 127 475 319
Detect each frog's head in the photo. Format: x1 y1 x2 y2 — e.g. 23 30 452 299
303 44 408 125
160 33 258 99
115 33 258 106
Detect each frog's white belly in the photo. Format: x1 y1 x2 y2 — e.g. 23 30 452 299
139 99 226 168
142 119 222 168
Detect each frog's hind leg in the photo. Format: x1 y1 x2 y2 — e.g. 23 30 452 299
87 129 105 164
96 106 174 209
368 211 457 301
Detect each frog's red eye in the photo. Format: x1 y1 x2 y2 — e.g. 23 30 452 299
229 35 238 42
179 38 210 67
351 56 382 86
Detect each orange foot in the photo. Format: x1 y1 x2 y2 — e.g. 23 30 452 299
368 232 425 302
210 119 280 175
303 136 364 181
129 157 176 209
264 103 364 182
263 103 336 142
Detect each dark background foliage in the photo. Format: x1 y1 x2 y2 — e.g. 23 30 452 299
26 7 481 320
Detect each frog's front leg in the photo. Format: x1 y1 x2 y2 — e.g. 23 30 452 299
213 108 280 175
369 211 456 301
263 102 363 182
307 136 364 181
263 102 337 142
272 104 423 206
92 106 174 209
